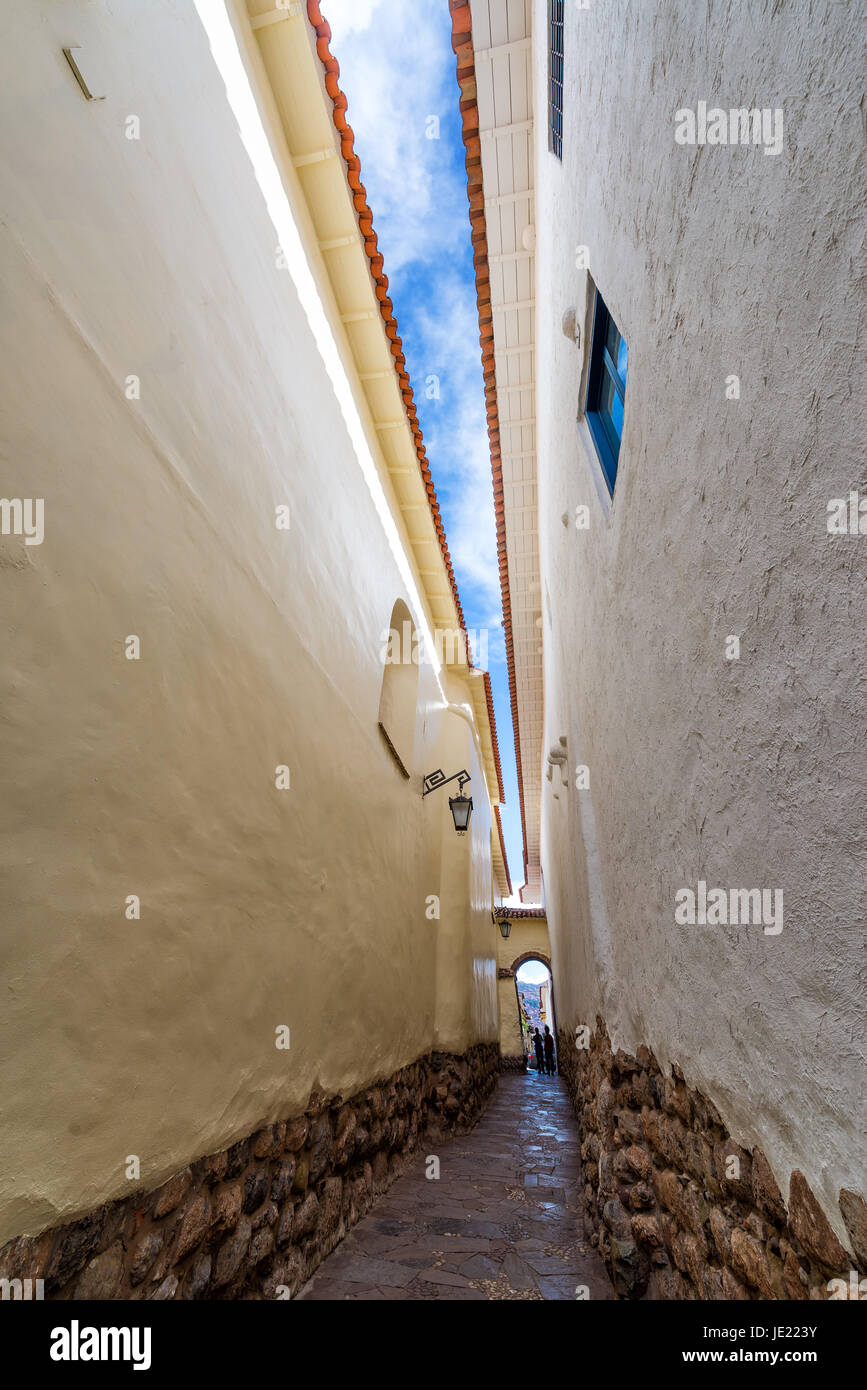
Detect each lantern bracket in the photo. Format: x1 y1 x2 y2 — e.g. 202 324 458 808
422 768 471 798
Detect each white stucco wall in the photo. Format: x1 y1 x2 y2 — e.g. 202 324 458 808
0 0 497 1244
533 0 865 1241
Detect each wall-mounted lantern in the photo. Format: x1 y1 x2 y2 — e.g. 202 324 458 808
423 768 473 835
498 919 512 940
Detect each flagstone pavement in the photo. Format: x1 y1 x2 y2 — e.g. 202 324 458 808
296 1069 614 1301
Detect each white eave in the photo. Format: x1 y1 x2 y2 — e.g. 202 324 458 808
235 0 507 828
470 0 543 900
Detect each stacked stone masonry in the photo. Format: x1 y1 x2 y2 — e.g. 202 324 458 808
558 1019 866 1300
0 1043 499 1300
499 1056 527 1073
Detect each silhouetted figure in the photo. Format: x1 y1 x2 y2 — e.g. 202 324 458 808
533 1027 545 1072
543 1025 556 1075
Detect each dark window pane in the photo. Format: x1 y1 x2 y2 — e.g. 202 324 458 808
585 290 628 496
549 0 564 159
607 370 624 438
599 370 616 421
605 318 628 384
605 318 620 362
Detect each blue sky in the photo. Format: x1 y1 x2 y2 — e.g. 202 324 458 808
325 0 524 892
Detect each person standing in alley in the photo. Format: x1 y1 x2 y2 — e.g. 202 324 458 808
533 1027 545 1072
543 1025 556 1075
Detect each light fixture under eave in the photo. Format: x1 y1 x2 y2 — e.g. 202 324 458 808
498 919 512 940
423 768 473 835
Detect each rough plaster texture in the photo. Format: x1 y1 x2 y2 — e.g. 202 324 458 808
0 1 497 1245
533 0 865 1244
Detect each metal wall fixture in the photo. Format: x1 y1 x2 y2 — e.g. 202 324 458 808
422 768 473 834
62 47 105 101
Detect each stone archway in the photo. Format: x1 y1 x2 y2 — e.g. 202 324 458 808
509 953 558 1074
508 950 551 977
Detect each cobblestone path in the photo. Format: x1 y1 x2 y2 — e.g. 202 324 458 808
297 1070 613 1301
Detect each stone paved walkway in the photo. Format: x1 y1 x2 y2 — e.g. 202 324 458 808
297 1070 613 1300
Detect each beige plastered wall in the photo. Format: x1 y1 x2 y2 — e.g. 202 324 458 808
0 0 498 1244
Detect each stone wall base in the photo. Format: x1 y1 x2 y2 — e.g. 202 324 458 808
558 1019 865 1300
499 1055 527 1073
0 1041 500 1301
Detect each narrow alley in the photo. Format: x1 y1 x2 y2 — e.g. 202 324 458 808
297 1073 612 1301
1 0 863 1351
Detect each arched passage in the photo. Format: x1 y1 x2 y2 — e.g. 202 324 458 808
510 950 551 976
510 953 558 1073
495 914 553 1069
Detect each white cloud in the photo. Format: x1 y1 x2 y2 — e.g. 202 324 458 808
324 0 463 277
322 0 385 36
414 279 503 633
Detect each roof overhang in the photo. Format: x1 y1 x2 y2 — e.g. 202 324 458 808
450 0 543 902
233 0 510 886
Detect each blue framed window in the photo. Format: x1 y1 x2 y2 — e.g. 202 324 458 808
585 292 627 494
548 0 564 159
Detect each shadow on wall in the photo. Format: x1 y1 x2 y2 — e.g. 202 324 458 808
377 598 418 777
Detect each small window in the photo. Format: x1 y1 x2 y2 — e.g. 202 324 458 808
585 291 628 495
548 0 564 159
